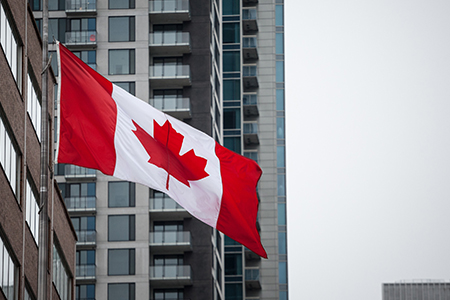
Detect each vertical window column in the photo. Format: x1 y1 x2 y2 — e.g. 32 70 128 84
26 180 40 244
0 236 16 299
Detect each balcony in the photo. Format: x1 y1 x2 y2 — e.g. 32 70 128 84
65 0 96 14
65 196 96 212
149 0 190 23
149 65 191 88
242 9 258 33
245 268 261 290
149 231 192 253
149 265 192 286
149 196 190 220
64 165 96 180
243 123 259 145
150 97 191 119
243 37 258 62
243 66 258 90
244 247 261 261
149 31 191 55
75 230 96 246
65 31 97 46
243 94 259 117
76 265 96 280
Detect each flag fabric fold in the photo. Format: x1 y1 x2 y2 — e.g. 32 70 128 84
56 42 267 258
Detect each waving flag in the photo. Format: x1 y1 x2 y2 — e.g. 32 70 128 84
56 43 267 258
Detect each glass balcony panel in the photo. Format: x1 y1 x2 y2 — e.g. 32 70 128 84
65 165 96 177
65 196 96 210
244 123 258 134
76 265 96 278
149 0 189 12
76 230 96 243
150 265 191 278
245 269 260 280
243 9 257 20
243 66 257 76
243 37 257 48
66 0 96 11
65 31 97 45
149 65 190 78
243 94 257 105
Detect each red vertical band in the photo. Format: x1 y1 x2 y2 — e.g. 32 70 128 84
215 143 267 258
58 43 117 175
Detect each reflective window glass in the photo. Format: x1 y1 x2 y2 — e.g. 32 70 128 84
109 49 135 75
224 108 241 129
108 215 135 241
223 23 239 43
223 51 240 72
109 16 135 42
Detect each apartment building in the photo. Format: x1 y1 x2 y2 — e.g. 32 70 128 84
0 0 77 299
383 281 450 300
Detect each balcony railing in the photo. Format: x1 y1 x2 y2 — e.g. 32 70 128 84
65 196 96 211
76 265 96 279
244 123 259 145
244 151 258 163
243 37 257 48
245 268 261 289
65 0 96 12
150 31 190 46
149 196 189 220
75 230 96 244
149 65 191 88
243 66 258 89
243 37 258 62
65 31 97 45
243 94 257 105
244 123 258 134
64 165 96 179
150 97 191 119
243 94 259 117
149 0 189 12
150 265 191 279
150 231 191 244
243 8 257 20
242 9 258 33
243 66 257 77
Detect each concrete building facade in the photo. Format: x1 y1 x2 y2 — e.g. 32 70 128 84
0 0 77 299
383 281 450 300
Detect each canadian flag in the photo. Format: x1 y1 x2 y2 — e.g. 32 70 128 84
56 43 267 258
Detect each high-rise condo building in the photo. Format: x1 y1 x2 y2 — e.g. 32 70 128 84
30 0 287 298
383 281 450 300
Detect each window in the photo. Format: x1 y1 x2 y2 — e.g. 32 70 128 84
223 51 240 72
109 17 135 42
113 82 135 95
108 215 135 241
277 146 285 168
275 5 284 26
153 255 183 278
278 261 287 284
47 18 67 43
72 50 96 70
277 174 286 196
276 61 284 82
276 89 284 110
66 18 96 44
76 250 96 278
223 80 240 101
0 114 20 197
1 3 21 83
277 117 285 139
223 23 239 43
224 108 241 129
224 137 241 154
222 0 239 15
109 49 135 75
76 284 95 300
30 0 41 11
108 283 135 300
53 244 71 300
276 33 284 54
225 283 242 300
26 180 39 244
109 0 135 9
59 182 96 199
27 74 41 141
108 249 135 275
0 236 16 299
154 289 184 300
278 231 287 254
225 254 242 275
71 216 96 243
49 0 65 10
108 181 135 207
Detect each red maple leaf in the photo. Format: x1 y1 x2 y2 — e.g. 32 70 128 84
132 119 209 190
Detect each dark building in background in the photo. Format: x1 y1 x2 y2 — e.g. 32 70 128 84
0 0 77 299
383 281 450 300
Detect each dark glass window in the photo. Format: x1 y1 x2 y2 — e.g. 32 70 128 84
223 51 240 72
153 255 183 266
114 82 136 95
108 249 135 275
76 250 95 266
225 283 243 300
224 235 240 246
71 216 95 232
224 108 241 129
276 61 284 82
59 182 96 199
225 254 242 275
278 231 287 254
109 49 135 75
76 284 95 300
72 50 96 70
67 18 96 31
108 215 135 241
279 262 287 284
109 0 135 9
47 18 66 43
108 283 135 300
276 33 284 54
276 89 284 110
49 0 65 10
154 289 184 300
275 5 284 26
223 23 239 43
222 0 239 15
108 182 135 207
224 137 241 154
277 145 285 168
223 80 240 100
109 17 135 42
278 203 286 225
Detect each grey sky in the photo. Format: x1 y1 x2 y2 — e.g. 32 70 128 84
286 0 450 299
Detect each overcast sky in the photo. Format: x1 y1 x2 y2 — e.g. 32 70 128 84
285 0 450 299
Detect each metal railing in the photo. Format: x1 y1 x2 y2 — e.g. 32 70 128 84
65 31 97 45
149 0 189 12
243 94 257 105
244 123 258 134
76 265 96 278
65 196 96 210
150 97 190 111
150 265 191 279
150 231 191 244
75 230 96 244
243 8 257 20
243 66 257 77
149 65 190 78
64 165 96 177
245 268 260 281
243 37 257 48
150 197 185 210
149 31 190 46
65 0 96 11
